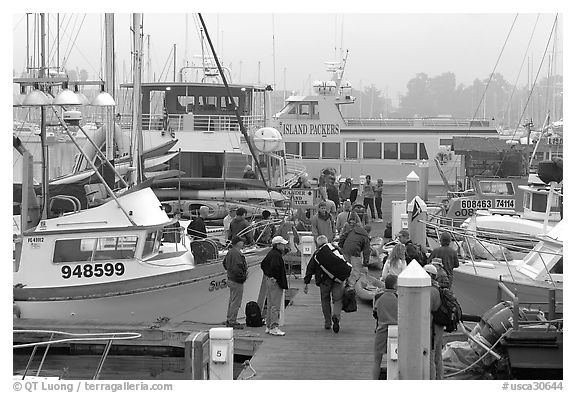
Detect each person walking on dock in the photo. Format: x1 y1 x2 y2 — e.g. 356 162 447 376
372 274 398 379
428 232 459 288
397 229 426 266
380 243 407 280
261 236 290 336
311 201 336 244
303 235 350 332
338 214 371 286
361 174 376 222
424 264 444 380
374 178 384 223
335 200 360 236
223 236 248 329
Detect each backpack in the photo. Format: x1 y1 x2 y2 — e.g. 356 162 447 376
431 284 462 333
407 242 428 266
245 301 264 327
314 243 352 284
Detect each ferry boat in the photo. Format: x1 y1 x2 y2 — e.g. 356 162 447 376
271 61 498 187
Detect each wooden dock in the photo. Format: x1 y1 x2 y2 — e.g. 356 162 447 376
239 277 380 380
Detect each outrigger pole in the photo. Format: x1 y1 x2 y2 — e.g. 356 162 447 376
197 14 270 192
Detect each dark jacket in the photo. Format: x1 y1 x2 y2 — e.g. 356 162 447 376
339 225 371 264
428 245 459 279
187 217 206 240
405 240 425 266
303 251 330 286
229 216 253 243
223 247 248 283
260 247 288 289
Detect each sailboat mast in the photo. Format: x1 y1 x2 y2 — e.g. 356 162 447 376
130 13 144 185
104 13 115 161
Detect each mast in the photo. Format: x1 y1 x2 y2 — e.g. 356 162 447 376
130 13 144 185
104 13 115 161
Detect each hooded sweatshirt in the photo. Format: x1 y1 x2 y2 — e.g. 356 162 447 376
229 216 253 243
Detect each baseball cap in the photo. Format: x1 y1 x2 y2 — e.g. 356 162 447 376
271 236 289 245
423 264 437 276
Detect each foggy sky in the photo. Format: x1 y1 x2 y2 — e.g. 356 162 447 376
12 11 562 105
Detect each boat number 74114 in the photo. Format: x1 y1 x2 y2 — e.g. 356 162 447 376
61 263 125 279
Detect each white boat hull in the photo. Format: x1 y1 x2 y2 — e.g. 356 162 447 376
15 256 265 324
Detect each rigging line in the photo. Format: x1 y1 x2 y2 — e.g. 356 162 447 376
61 14 98 79
469 14 518 127
509 14 558 143
502 14 540 127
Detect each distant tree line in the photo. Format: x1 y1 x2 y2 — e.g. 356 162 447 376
343 72 563 130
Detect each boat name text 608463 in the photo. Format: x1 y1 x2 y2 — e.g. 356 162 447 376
60 263 125 279
281 123 340 136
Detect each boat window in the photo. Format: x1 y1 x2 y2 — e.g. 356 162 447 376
311 102 318 115
440 138 453 148
363 142 382 159
142 230 161 258
419 143 429 159
531 193 561 213
383 143 398 160
299 103 310 116
479 181 515 196
322 142 340 159
52 236 138 263
287 105 297 115
285 142 300 156
302 142 320 159
400 143 418 159
345 142 358 159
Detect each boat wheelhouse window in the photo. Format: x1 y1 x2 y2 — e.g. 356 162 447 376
400 143 418 159
285 142 300 156
311 102 318 116
531 193 561 213
478 181 515 196
178 96 195 112
302 142 320 159
419 143 429 159
383 143 398 160
299 103 310 116
142 230 162 258
322 142 340 159
440 138 453 148
363 142 382 159
52 236 138 263
345 142 358 159
287 105 297 115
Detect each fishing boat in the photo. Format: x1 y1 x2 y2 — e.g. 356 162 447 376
450 219 563 319
13 13 267 325
271 57 498 186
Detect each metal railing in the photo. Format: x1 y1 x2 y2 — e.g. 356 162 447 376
14 330 141 380
344 118 492 128
117 113 266 133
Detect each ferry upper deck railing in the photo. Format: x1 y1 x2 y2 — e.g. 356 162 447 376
13 330 142 380
117 113 266 133
344 118 493 128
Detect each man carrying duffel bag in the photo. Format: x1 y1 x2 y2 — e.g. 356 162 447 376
303 235 352 333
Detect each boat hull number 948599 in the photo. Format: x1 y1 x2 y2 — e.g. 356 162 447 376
61 263 125 279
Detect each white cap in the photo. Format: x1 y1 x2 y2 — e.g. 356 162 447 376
423 264 437 275
271 236 289 245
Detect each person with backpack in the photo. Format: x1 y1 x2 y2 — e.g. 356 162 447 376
335 200 360 236
372 274 398 379
303 235 351 333
397 229 427 266
222 236 248 329
229 207 253 245
423 264 444 379
260 236 290 336
254 210 275 247
428 232 459 288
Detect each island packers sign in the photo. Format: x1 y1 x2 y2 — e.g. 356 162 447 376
280 123 340 136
